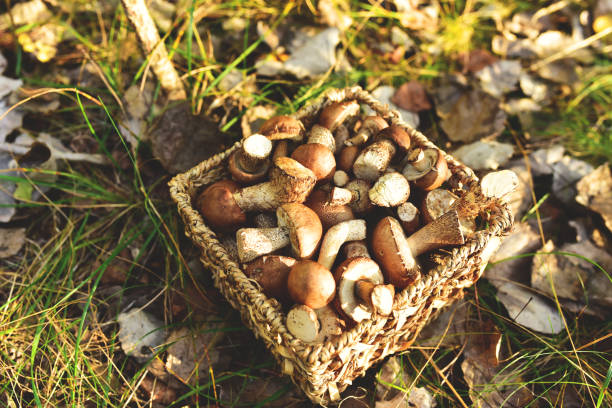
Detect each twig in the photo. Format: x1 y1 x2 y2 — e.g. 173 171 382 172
120 0 186 101
0 142 111 165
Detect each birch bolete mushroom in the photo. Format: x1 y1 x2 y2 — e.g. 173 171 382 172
196 180 247 230
397 202 420 235
228 134 273 184
244 255 296 303
372 210 464 288
368 172 411 207
334 257 394 322
352 125 411 181
345 115 388 146
329 179 373 214
236 203 322 263
290 125 337 181
317 219 367 270
318 100 360 131
259 115 304 141
402 148 449 191
287 260 336 308
304 189 354 229
337 145 360 173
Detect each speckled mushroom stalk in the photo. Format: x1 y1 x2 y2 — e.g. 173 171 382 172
352 125 411 181
368 172 411 207
318 100 360 132
259 115 304 141
228 134 273 184
397 202 420 235
329 179 373 214
236 203 322 263
402 148 449 191
372 210 465 288
345 115 388 146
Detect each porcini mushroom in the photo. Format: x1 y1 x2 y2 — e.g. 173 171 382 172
402 148 449 191
228 134 273 184
334 257 394 322
287 260 336 308
317 219 367 270
304 189 355 229
329 179 373 214
259 115 304 141
291 143 336 181
368 172 410 207
318 100 360 132
345 115 388 146
236 203 322 263
337 145 360 173
372 210 464 288
352 125 411 181
197 180 247 230
244 255 296 303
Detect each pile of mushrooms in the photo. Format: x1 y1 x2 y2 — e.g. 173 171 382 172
196 103 494 343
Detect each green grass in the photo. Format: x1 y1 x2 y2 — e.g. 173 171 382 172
1 0 611 407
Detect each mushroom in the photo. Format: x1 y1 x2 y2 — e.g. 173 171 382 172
259 115 304 141
304 189 355 229
317 219 367 270
291 143 336 181
244 255 296 303
371 210 464 288
287 304 320 342
233 157 316 212
287 260 336 308
228 134 273 184
272 140 289 160
397 202 420 235
345 115 388 146
368 172 410 207
342 240 370 259
253 213 277 228
236 203 322 263
337 145 360 173
421 188 458 224
334 257 394 322
307 124 335 152
402 148 449 191
329 179 373 214
333 125 350 153
333 170 349 187
197 180 247 230
318 100 360 131
313 305 345 342
352 125 411 181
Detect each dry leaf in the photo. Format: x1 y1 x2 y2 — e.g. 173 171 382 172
391 81 431 112
375 357 436 408
117 309 166 363
0 0 52 30
552 155 594 204
416 299 471 347
139 375 176 405
458 49 498 73
392 0 438 31
576 164 612 233
0 227 26 258
318 0 353 31
519 73 551 104
536 59 579 85
375 388 435 408
452 141 514 170
218 375 303 407
475 60 522 98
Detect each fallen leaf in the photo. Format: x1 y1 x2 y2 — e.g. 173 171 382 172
533 30 593 62
492 35 538 59
528 145 565 176
458 49 498 73
117 308 166 363
552 155 594 204
475 60 522 98
218 375 303 407
391 81 431 112
367 85 419 128
139 375 176 405
436 86 506 143
536 59 579 85
416 299 471 347
452 140 514 170
284 27 341 79
501 98 541 115
519 73 551 104
576 164 612 233
0 75 22 99
0 227 26 258
390 26 415 49
392 0 439 31
375 388 435 408
0 152 18 222
0 0 52 30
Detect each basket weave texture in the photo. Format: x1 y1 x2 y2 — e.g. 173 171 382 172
169 86 513 405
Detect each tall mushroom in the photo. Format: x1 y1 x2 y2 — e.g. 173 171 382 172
345 115 388 146
259 115 304 141
402 148 449 191
228 134 273 184
236 203 322 263
372 210 464 288
352 125 411 181
317 219 367 270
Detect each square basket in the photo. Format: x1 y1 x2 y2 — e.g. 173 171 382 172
169 86 513 405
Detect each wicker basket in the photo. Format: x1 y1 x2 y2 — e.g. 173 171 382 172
169 86 513 405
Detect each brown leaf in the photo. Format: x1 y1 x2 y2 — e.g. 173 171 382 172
458 49 498 73
391 81 431 112
576 164 612 234
139 375 176 405
0 227 26 258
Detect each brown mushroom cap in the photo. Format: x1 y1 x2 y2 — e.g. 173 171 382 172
307 124 335 152
244 255 296 303
337 145 360 173
318 100 360 131
288 260 336 309
291 143 336 181
259 115 304 141
277 203 323 259
197 180 246 230
371 216 419 288
402 148 449 191
304 190 355 229
334 257 384 323
376 125 411 151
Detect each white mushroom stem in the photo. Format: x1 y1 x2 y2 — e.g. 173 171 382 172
355 280 394 316
238 134 272 172
307 125 335 152
352 140 396 181
333 170 349 187
236 227 289 263
368 172 410 207
329 186 354 206
287 305 320 343
318 219 367 270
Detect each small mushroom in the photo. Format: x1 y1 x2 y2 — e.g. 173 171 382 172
397 202 420 235
317 219 367 270
334 257 393 322
342 240 370 259
337 145 360 173
368 172 410 207
287 260 336 308
333 170 349 187
333 125 350 153
304 189 355 229
287 304 320 342
259 115 304 141
307 124 335 152
352 125 411 181
291 143 336 181
402 148 449 191
244 255 296 303
233 157 316 212
236 203 322 263
318 100 360 132
228 134 273 184
372 210 464 288
313 305 345 342
329 179 373 214
197 180 247 230
345 115 388 146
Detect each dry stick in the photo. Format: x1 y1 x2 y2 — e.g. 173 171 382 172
121 0 187 101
